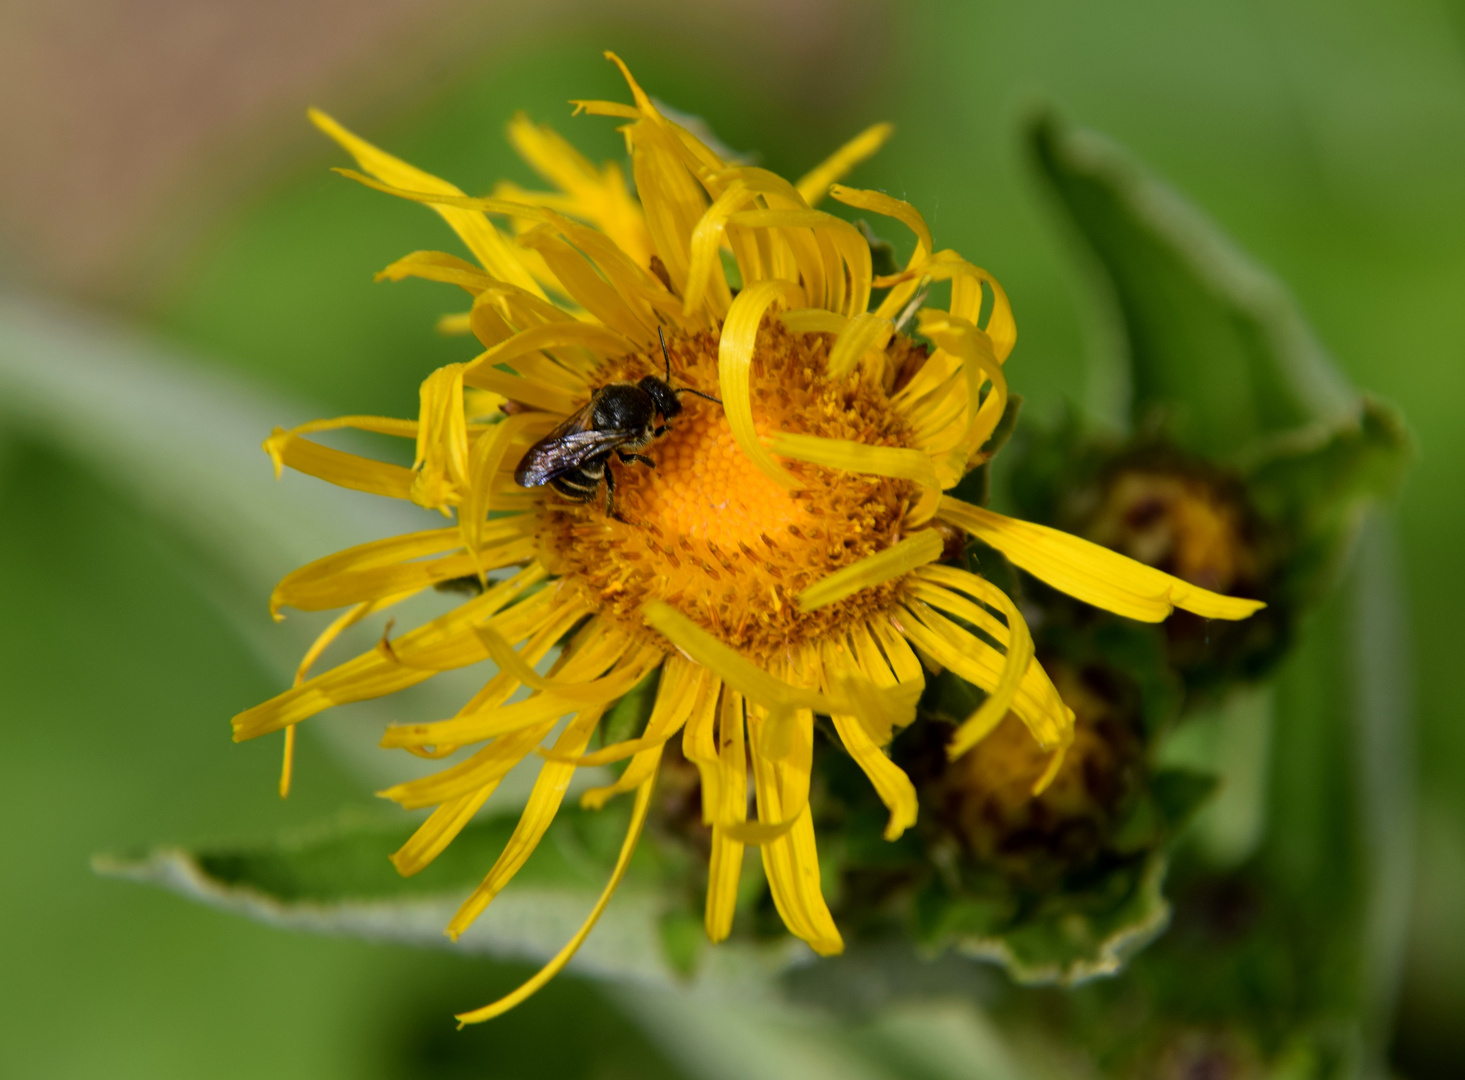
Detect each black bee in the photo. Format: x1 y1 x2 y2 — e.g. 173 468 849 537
513 329 720 518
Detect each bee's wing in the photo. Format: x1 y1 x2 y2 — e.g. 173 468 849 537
514 426 639 487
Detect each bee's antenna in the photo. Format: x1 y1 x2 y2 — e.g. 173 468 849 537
658 326 673 383
658 324 722 406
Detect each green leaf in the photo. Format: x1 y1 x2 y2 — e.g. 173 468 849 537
1246 397 1413 605
1027 111 1356 457
1159 687 1275 867
95 803 702 985
955 854 1173 987
0 295 478 789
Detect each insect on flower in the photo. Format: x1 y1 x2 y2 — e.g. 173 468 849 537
247 53 1266 1025
514 329 722 519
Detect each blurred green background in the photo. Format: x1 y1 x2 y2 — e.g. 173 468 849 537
2 1 1462 1076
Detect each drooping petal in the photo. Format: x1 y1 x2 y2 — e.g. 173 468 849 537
446 703 607 938
579 659 707 807
746 701 842 956
704 686 747 941
909 567 1037 760
453 771 659 1025
937 496 1268 622
818 636 918 840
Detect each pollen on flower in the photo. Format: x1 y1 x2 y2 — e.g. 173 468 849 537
539 321 922 660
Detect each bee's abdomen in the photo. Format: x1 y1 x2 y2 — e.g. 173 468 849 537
549 458 605 502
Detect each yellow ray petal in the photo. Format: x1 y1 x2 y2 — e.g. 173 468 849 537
460 415 554 560
725 208 872 317
705 687 747 941
796 529 944 612
896 250 1016 363
642 602 915 751
936 497 1268 622
275 529 534 615
830 186 932 268
681 676 723 824
908 573 1036 760
380 722 555 811
682 182 757 318
308 109 544 298
515 225 657 342
270 527 462 618
746 704 842 955
376 250 496 294
818 638 918 840
718 280 807 487
454 771 658 1025
231 564 549 741
778 308 846 336
410 363 471 511
446 704 606 937
474 626 658 703
279 589 414 797
764 432 939 488
505 111 651 265
391 786 496 877
826 312 895 380
466 321 633 383
893 601 1071 751
380 625 633 811
795 123 894 207
579 660 705 808
264 427 415 500
381 659 653 749
916 310 1009 464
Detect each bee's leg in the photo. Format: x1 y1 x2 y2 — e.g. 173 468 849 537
603 467 627 522
617 452 656 469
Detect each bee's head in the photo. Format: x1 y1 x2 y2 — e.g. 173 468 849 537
638 374 683 421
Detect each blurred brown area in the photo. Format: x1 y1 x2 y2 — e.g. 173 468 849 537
0 0 890 307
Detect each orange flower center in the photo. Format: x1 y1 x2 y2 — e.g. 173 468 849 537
538 323 924 660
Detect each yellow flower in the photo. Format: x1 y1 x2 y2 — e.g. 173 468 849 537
235 54 1263 1023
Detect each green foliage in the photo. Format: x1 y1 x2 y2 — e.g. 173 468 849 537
1027 110 1356 458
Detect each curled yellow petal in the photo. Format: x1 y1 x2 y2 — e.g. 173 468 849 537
830 186 932 267
795 123 894 207
746 704 842 955
818 638 918 840
826 312 894 380
778 307 846 336
910 570 1036 760
718 280 806 487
